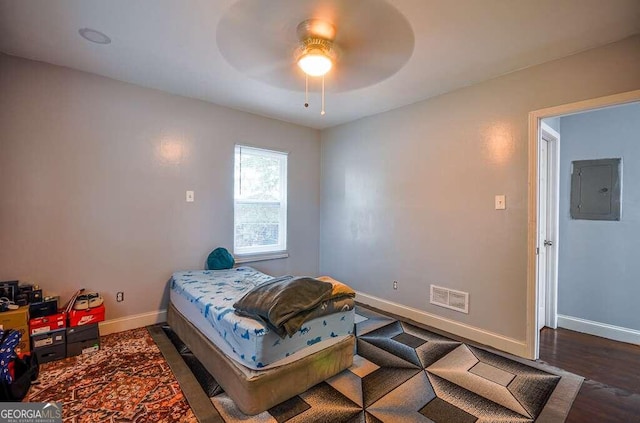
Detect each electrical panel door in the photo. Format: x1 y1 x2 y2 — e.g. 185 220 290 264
570 158 621 220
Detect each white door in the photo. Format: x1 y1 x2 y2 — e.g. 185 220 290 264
537 122 560 331
538 138 549 330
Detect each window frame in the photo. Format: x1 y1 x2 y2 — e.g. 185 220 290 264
233 144 288 257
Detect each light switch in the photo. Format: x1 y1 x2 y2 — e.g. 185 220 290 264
186 190 195 202
495 195 506 210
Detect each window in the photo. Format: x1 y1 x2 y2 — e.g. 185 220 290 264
234 145 288 255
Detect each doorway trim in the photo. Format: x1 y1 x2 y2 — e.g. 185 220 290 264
526 89 640 360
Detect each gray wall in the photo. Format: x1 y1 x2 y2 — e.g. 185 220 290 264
558 102 640 330
0 54 321 320
320 35 640 341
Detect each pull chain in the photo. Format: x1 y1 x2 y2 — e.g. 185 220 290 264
321 76 325 116
304 74 309 108
302 74 326 116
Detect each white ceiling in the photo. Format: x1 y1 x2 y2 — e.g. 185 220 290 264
1 0 639 129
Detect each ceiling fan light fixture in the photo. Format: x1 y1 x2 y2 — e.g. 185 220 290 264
296 37 336 77
297 50 332 77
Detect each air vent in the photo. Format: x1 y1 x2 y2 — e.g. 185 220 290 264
430 285 469 314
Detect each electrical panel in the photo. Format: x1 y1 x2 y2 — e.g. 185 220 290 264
570 158 621 220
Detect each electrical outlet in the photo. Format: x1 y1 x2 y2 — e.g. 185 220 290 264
116 292 124 302
393 280 398 290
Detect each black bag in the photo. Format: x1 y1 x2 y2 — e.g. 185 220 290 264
0 329 39 402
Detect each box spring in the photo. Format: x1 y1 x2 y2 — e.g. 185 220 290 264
167 303 354 415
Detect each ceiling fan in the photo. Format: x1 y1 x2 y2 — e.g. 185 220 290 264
295 18 338 114
216 0 414 116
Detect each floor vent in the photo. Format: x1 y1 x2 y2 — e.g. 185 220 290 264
430 285 469 314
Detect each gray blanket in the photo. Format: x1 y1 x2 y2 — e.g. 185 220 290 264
233 276 336 337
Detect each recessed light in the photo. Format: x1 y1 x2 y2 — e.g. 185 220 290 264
78 28 111 45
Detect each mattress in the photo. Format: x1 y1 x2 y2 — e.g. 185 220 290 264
170 267 355 370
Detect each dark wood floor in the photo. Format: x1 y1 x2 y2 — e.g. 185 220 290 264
539 327 640 422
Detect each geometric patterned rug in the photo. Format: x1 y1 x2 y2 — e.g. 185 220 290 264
27 327 197 423
163 306 583 422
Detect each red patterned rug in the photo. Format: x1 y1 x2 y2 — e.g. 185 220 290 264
27 327 197 423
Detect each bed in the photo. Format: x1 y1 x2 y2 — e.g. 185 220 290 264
167 266 356 415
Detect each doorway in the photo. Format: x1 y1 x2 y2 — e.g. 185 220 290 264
527 89 640 360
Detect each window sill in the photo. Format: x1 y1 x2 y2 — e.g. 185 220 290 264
234 252 289 264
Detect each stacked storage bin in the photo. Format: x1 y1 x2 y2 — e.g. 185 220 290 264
29 298 66 363
31 329 66 362
66 324 100 356
65 292 105 357
27 293 106 362
2 283 106 363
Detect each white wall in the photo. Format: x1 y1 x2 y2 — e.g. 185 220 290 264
320 35 640 350
0 54 321 320
558 102 640 331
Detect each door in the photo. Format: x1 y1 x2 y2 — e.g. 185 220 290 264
537 122 560 331
537 138 549 330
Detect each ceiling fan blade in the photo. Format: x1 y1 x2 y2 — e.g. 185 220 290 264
217 0 414 93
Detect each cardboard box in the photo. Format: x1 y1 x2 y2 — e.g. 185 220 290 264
31 328 66 349
68 305 105 327
5 326 31 354
29 312 66 335
0 305 29 330
11 324 31 354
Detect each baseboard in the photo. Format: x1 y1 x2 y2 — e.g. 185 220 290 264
557 314 640 345
99 309 167 336
356 292 529 358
